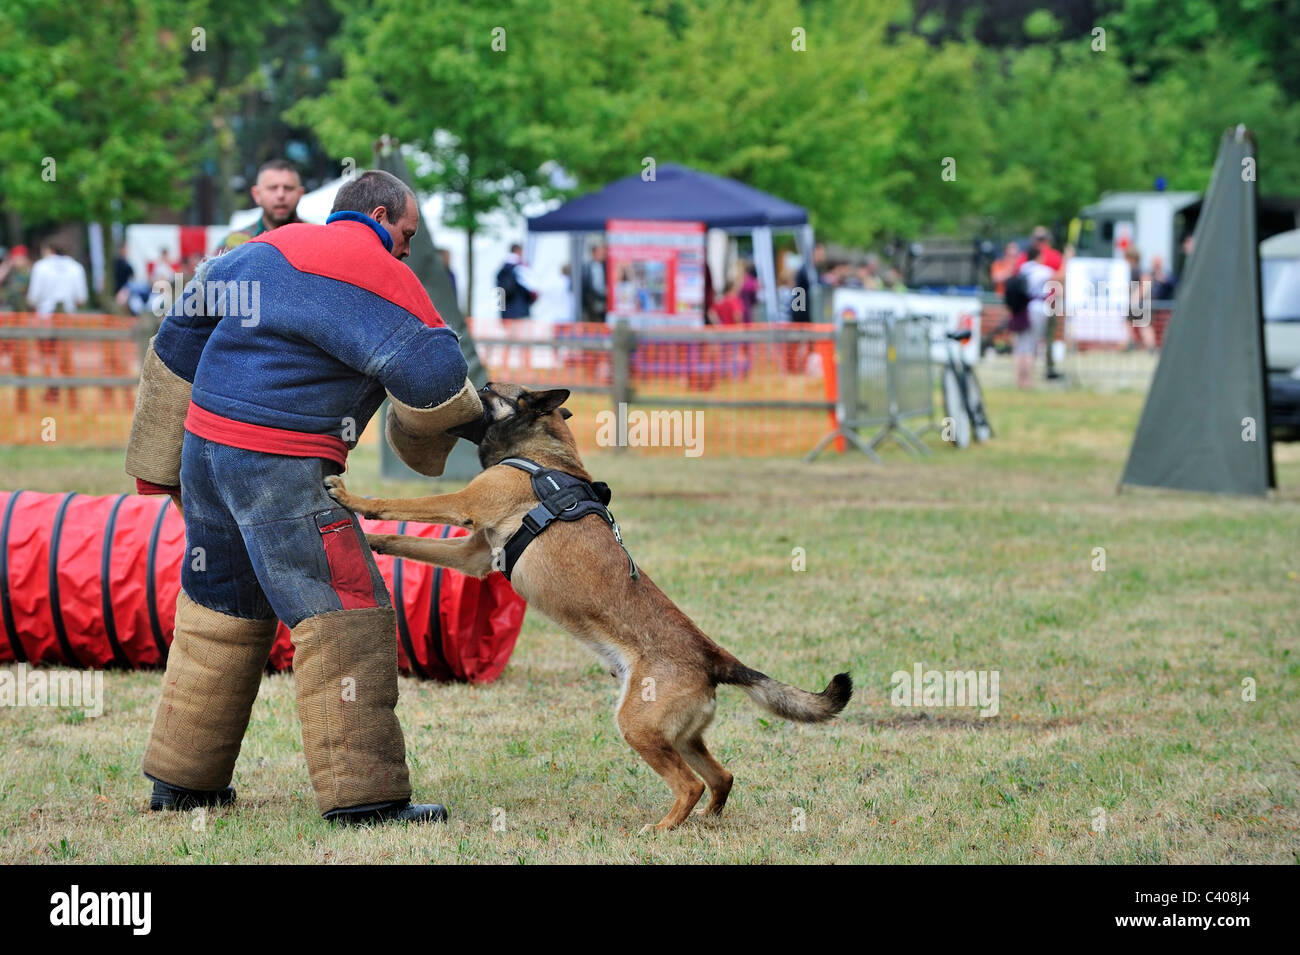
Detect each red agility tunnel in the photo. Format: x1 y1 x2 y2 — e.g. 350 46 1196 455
0 490 526 683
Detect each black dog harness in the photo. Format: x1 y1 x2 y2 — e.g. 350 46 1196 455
495 457 638 582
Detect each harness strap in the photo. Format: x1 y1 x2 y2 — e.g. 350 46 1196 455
494 457 637 582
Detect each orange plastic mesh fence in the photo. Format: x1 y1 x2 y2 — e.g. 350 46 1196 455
469 320 837 457
0 312 143 446
0 313 840 458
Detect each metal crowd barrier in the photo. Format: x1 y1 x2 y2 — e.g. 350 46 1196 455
805 315 934 462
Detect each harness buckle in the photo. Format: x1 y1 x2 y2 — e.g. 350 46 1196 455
522 502 554 535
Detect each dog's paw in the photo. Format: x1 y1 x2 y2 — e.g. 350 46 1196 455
323 474 347 501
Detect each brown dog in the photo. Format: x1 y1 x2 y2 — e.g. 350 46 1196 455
324 383 851 832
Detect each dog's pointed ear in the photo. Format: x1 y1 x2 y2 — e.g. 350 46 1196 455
559 407 573 420
525 389 571 417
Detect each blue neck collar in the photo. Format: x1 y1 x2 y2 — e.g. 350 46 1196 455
325 211 394 253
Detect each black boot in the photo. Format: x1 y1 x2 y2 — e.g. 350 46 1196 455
323 800 449 826
147 775 236 811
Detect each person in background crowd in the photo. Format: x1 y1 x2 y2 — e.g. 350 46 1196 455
220 159 305 252
1126 247 1157 353
581 242 607 322
112 242 134 296
859 254 884 290
777 266 795 321
711 272 745 325
117 275 153 316
0 245 33 411
436 247 458 310
883 267 907 292
532 261 573 324
553 263 575 324
0 244 32 311
497 243 536 320
148 247 178 283
1150 254 1176 300
779 264 811 372
27 240 88 404
1014 243 1054 389
792 242 827 323
1017 227 1063 379
28 240 88 314
1018 226 1062 271
105 242 139 400
180 252 204 287
702 261 715 322
990 241 1021 296
739 261 759 322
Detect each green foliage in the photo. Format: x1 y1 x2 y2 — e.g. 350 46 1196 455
0 0 207 229
183 0 344 212
292 0 567 232
2 0 1298 250
291 0 1300 247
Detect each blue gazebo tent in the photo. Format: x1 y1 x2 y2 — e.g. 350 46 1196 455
527 163 813 322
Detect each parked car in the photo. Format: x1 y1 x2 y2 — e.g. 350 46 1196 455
1263 228 1300 439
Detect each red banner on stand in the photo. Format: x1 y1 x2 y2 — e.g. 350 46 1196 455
606 219 706 327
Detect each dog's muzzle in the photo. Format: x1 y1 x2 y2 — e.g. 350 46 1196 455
446 404 492 445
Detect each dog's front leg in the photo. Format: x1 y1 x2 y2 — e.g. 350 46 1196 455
366 528 496 578
325 475 477 526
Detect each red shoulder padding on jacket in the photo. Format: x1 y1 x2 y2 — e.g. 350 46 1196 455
252 221 444 328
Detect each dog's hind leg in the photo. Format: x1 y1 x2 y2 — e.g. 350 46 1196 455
617 701 704 833
678 735 733 816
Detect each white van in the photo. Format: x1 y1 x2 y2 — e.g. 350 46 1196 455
1263 228 1300 436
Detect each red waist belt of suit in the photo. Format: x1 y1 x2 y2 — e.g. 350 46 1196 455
135 401 349 496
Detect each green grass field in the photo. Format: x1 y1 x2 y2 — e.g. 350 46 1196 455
2 388 1298 863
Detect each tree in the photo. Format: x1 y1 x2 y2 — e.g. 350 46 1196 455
973 40 1150 232
183 0 345 220
293 0 572 301
0 0 207 258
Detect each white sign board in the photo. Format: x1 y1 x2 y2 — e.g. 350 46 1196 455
1065 257 1132 343
830 288 982 365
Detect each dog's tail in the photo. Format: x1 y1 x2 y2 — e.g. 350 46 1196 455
713 657 852 723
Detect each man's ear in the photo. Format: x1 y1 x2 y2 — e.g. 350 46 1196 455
525 389 571 417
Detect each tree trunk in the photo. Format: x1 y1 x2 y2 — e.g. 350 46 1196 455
4 209 22 248
465 226 475 320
